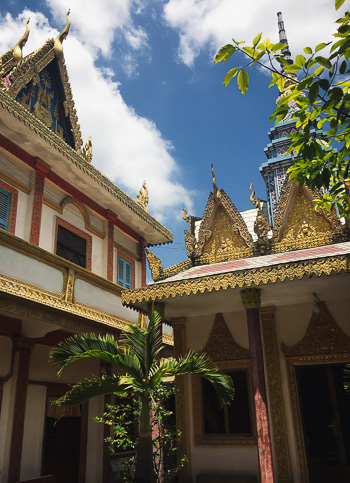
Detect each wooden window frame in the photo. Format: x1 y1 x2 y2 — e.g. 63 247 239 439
0 179 18 234
116 249 135 289
54 217 92 270
192 360 256 446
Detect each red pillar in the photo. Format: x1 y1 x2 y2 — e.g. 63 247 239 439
140 238 146 287
106 211 118 282
30 158 50 245
8 338 35 483
241 289 275 483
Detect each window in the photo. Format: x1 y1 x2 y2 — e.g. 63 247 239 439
202 370 252 435
56 224 87 268
118 257 132 289
0 187 11 230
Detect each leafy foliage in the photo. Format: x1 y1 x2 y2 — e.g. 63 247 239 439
215 1 350 217
95 386 187 482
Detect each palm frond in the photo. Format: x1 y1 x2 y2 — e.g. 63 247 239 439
344 363 350 393
54 374 122 405
121 312 164 378
50 333 125 375
154 351 234 406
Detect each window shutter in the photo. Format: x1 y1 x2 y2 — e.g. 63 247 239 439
118 258 124 287
0 188 11 231
118 257 132 289
125 262 131 289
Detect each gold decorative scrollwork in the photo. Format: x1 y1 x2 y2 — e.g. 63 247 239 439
122 256 349 306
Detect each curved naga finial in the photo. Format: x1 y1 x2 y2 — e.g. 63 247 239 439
182 208 190 223
54 10 71 59
13 18 30 63
211 164 221 201
249 182 261 209
136 181 149 211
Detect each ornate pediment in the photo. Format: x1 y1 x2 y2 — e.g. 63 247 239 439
0 15 83 153
204 313 250 362
272 180 343 252
195 190 254 264
282 302 350 358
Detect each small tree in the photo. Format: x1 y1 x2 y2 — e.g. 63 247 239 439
50 312 234 483
215 0 350 217
96 385 185 482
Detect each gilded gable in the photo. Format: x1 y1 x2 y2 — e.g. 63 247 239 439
201 206 251 263
272 181 344 253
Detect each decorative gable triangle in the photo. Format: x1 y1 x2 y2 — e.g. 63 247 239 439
204 313 250 362
282 302 350 357
272 179 343 252
195 189 254 264
2 41 83 152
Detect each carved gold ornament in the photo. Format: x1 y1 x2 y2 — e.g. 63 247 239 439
53 10 70 59
83 136 93 163
182 208 190 223
13 18 30 63
211 163 221 201
122 255 349 305
136 180 149 211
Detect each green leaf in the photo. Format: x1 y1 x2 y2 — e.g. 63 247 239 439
339 60 347 74
284 64 301 73
315 56 332 68
314 66 324 76
336 0 346 10
315 42 331 52
215 44 236 64
237 69 249 95
309 82 319 104
223 67 238 86
295 55 306 67
253 32 262 47
271 42 286 52
304 47 313 55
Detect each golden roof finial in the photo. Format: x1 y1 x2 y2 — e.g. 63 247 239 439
182 208 190 222
54 9 70 59
84 136 92 163
13 18 30 63
211 164 221 201
249 182 261 209
136 181 149 211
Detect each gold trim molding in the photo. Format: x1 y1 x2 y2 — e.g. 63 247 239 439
122 256 350 306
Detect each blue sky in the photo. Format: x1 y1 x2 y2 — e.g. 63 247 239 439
0 1 344 270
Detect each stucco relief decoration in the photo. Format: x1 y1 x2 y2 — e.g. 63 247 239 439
272 181 344 253
203 313 250 362
282 301 350 357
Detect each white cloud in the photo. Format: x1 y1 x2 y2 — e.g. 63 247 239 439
163 0 343 67
0 9 194 222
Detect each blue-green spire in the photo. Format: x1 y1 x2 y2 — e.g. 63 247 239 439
277 11 293 66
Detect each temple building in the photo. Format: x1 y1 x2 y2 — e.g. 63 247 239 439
0 13 173 483
122 13 350 483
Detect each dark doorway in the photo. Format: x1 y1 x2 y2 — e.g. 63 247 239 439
42 416 81 483
297 364 350 482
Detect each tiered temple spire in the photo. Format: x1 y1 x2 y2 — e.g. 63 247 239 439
259 12 325 225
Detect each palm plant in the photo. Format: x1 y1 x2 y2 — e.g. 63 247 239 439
50 312 234 483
